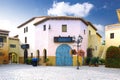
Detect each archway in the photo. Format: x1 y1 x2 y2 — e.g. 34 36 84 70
9 52 17 63
56 44 72 66
43 49 47 63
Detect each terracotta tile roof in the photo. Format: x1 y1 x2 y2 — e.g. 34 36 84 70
34 16 89 26
17 16 89 28
87 22 97 31
17 16 46 28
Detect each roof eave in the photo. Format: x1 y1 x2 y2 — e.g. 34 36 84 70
34 16 89 26
17 17 36 28
88 22 97 31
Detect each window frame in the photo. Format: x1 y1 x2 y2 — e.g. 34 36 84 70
62 25 67 32
110 33 114 39
25 37 27 43
43 25 46 31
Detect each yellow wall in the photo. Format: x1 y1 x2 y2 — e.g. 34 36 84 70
0 36 9 64
105 25 120 48
87 25 102 57
104 10 120 59
18 55 83 66
88 25 97 47
8 38 20 63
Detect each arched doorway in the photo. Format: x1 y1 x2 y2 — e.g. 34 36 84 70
9 52 17 63
56 44 72 66
43 49 47 63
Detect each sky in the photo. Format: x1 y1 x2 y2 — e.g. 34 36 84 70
0 0 120 40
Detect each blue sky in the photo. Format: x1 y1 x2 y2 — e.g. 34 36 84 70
0 0 120 39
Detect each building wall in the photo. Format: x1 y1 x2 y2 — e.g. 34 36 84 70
35 19 88 65
0 36 9 64
96 34 103 58
87 25 102 57
18 20 37 57
17 17 102 65
8 38 20 63
102 24 120 59
105 25 120 48
18 20 88 65
35 20 88 56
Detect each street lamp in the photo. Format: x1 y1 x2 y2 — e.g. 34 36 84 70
73 35 83 69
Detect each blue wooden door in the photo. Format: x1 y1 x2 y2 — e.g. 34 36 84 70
56 44 72 66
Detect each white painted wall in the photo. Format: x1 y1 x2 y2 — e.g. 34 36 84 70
18 18 42 57
18 18 88 57
35 19 88 57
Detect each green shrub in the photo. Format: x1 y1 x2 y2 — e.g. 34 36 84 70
85 57 91 65
26 58 32 64
99 58 105 65
90 57 99 66
105 46 120 68
45 58 49 62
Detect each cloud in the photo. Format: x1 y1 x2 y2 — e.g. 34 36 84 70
48 1 94 17
0 20 17 36
94 24 104 32
94 24 105 39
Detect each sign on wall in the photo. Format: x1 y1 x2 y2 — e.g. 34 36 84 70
21 44 29 49
54 36 74 43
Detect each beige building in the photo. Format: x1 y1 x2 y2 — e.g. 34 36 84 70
105 23 120 48
87 22 102 57
0 29 20 64
8 36 20 64
0 29 9 64
105 9 120 48
103 9 120 59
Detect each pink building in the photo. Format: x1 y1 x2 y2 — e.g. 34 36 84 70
17 16 88 66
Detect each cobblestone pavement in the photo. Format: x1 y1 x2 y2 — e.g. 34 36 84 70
0 64 120 80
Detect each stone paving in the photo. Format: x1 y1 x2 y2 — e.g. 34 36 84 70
0 64 120 80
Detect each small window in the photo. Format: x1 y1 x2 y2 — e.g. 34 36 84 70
24 27 28 33
62 25 67 32
0 42 3 48
0 37 6 42
25 37 27 43
89 30 91 35
84 30 86 35
10 44 16 48
24 28 25 33
26 27 28 32
43 25 46 31
110 33 114 39
95 46 97 50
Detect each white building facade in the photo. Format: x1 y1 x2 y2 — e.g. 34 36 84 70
17 16 88 66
